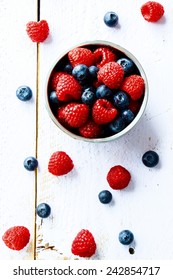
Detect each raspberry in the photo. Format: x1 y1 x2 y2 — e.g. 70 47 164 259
68 47 94 67
26 20 49 42
141 1 164 22
128 100 141 114
2 226 30 250
48 151 74 176
71 229 96 258
120 74 145 101
57 105 67 126
93 47 116 68
50 72 64 90
79 120 102 138
92 99 117 125
63 103 89 128
56 73 82 101
107 165 131 190
98 62 124 89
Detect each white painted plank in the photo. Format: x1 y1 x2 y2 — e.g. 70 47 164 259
0 0 37 259
37 0 173 259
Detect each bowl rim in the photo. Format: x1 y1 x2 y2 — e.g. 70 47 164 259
45 40 149 143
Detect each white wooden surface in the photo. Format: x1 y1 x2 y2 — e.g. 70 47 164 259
0 0 173 260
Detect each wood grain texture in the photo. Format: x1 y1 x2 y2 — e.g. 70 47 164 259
0 0 37 259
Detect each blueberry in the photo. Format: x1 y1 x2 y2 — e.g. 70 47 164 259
119 230 134 245
81 87 95 105
107 117 126 135
16 86 32 101
104 12 119 27
121 109 135 124
24 156 38 171
49 91 60 105
64 64 73 74
113 91 129 109
89 65 99 80
142 151 159 167
96 85 113 99
36 203 51 218
117 58 135 75
72 64 90 81
98 190 112 204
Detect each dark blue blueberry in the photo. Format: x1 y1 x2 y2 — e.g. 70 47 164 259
63 63 73 74
117 58 135 75
36 203 51 218
16 86 32 101
49 91 60 105
119 230 134 245
72 64 90 81
104 12 119 27
96 85 113 99
98 190 112 204
142 151 159 167
121 109 135 124
81 87 95 105
89 65 99 80
107 117 126 135
24 156 38 171
113 91 130 109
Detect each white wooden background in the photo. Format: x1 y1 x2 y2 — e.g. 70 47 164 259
0 0 173 260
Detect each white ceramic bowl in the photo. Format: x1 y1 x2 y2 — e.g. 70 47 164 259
45 40 148 142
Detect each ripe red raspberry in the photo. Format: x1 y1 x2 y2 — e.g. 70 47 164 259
107 165 131 190
92 99 117 125
50 72 64 90
48 151 74 176
68 47 94 67
71 229 96 258
98 62 124 89
141 1 164 22
2 226 30 250
128 100 141 114
26 20 49 42
63 103 89 128
57 105 67 126
120 74 145 101
93 47 116 68
79 120 102 138
56 73 82 101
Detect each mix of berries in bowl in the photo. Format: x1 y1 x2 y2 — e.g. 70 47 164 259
46 41 148 142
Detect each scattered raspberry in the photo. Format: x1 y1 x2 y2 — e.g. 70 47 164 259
141 1 164 22
98 62 124 89
2 226 30 251
68 47 94 67
56 73 82 101
48 151 74 176
50 72 64 90
92 99 117 125
93 47 116 68
26 20 49 42
120 74 145 100
63 103 89 128
71 229 96 258
79 120 102 138
107 165 131 190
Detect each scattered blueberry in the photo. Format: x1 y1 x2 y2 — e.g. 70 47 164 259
64 63 73 74
121 109 135 124
119 230 134 245
72 64 90 81
81 87 95 105
49 91 60 105
36 203 51 218
113 91 129 109
107 117 126 135
23 156 38 171
16 86 32 101
96 85 113 99
98 190 112 204
104 11 119 27
89 65 99 80
117 58 135 75
142 151 159 167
